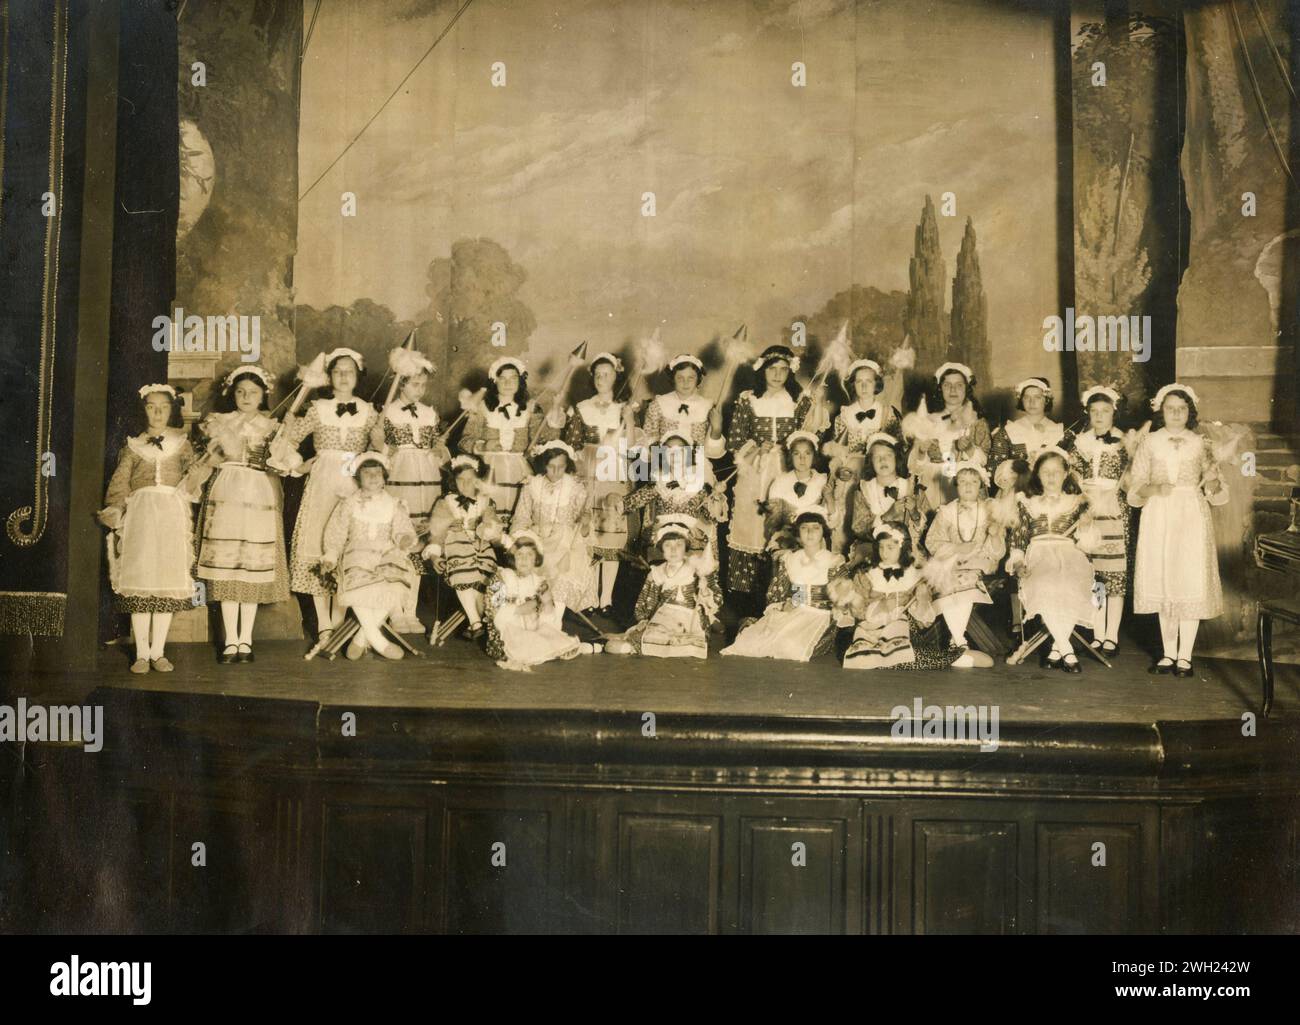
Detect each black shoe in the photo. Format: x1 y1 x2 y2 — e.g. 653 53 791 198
236 643 254 664
598 605 615 617
1173 658 1193 678
217 645 239 665
1100 640 1119 656
1149 658 1174 675
1042 651 1062 670
1061 654 1081 674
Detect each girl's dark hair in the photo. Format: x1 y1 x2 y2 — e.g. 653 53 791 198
353 458 390 483
851 366 885 398
1084 392 1118 410
786 436 818 465
792 511 832 547
1151 389 1199 431
444 455 485 492
1016 381 1055 415
1027 451 1081 496
485 369 530 412
507 541 544 569
139 388 184 428
667 362 703 386
590 356 622 376
531 447 575 475
861 438 906 481
873 531 915 569
318 354 365 403
753 347 801 400
929 370 984 418
222 371 271 411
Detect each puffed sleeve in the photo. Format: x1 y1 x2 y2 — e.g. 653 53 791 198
726 392 754 451
284 401 320 447
459 411 488 455
103 445 137 512
989 427 1011 468
561 407 585 451
633 573 661 624
1126 437 1153 508
642 396 665 442
965 418 992 461
765 551 792 607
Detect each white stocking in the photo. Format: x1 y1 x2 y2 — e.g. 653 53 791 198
149 613 172 659
1177 619 1200 662
1042 614 1074 657
354 607 389 652
600 561 619 608
219 602 239 648
313 594 343 634
1158 613 1178 660
130 613 150 662
942 603 972 648
456 588 483 626
238 602 258 645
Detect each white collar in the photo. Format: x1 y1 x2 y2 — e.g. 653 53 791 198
748 389 798 415
1004 417 1062 446
129 430 185 461
386 400 437 424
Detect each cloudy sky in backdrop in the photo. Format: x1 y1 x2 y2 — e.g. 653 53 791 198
297 0 1060 386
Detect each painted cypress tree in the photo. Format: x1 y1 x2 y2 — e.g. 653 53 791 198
905 195 948 368
950 217 989 385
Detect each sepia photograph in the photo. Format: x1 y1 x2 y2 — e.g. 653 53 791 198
1 0 1298 976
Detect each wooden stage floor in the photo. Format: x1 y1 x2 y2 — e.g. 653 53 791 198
80 632 1299 726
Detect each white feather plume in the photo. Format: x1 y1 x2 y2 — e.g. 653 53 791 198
297 352 328 390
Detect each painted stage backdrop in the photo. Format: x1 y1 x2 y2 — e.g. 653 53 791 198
156 0 1300 658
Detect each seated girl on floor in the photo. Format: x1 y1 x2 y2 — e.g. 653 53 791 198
319 453 421 661
722 507 849 662
837 524 961 671
484 530 599 671
423 454 504 641
606 515 722 658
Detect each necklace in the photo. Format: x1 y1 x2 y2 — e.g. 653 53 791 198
956 502 980 543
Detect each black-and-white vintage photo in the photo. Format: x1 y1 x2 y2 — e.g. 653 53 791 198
1 0 1298 956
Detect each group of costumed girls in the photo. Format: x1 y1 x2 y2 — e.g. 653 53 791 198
99 334 1228 677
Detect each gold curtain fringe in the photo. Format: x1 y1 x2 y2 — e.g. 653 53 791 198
0 591 67 636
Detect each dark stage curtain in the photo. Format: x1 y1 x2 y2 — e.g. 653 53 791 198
0 0 89 636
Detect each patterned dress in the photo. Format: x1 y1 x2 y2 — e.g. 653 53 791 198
563 397 635 559
726 389 815 592
376 400 443 534
102 430 201 614
848 475 927 555
908 403 992 511
193 411 290 605
922 499 1005 615
321 490 420 612
722 548 846 661
425 491 501 592
459 399 559 524
841 564 958 670
623 467 722 559
1067 429 1131 595
512 473 596 611
1007 493 1095 627
483 568 582 666
1126 429 1227 620
616 555 722 658
763 470 830 553
642 392 727 457
277 399 379 595
989 417 1066 473
825 399 902 546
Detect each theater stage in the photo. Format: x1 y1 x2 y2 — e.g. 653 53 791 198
7 636 1300 935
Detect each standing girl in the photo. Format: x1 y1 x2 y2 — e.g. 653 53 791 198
824 357 902 545
193 366 290 663
563 351 637 613
989 377 1066 489
98 385 204 673
1126 384 1228 677
905 362 991 512
423 454 504 640
606 515 722 658
848 433 926 562
726 345 817 602
722 508 847 661
623 429 727 562
512 439 596 614
271 348 378 644
1006 448 1096 673
459 356 564 527
763 431 830 554
372 348 448 633
1067 386 1132 656
640 353 726 458
922 462 1004 668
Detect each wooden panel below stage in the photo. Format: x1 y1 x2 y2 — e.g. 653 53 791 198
5 686 1299 934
